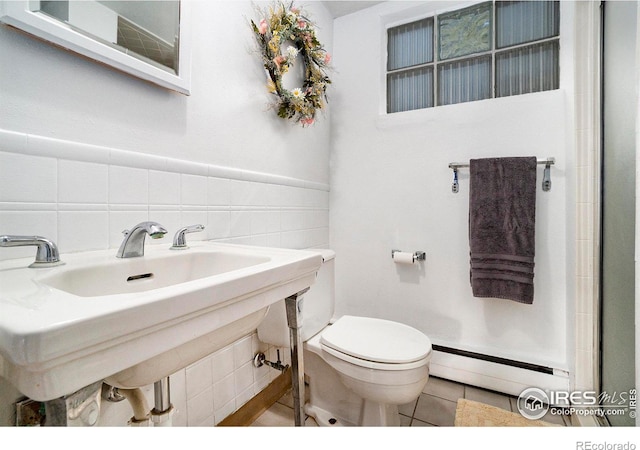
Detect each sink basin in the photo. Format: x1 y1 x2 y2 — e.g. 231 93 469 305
0 242 322 401
41 251 270 297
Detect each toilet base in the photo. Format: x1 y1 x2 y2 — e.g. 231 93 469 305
303 343 416 426
304 400 400 427
305 396 402 426
361 400 401 427
304 348 363 425
304 404 348 426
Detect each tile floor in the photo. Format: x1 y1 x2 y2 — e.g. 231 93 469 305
249 376 572 427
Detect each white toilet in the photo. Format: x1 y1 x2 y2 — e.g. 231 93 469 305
257 249 432 426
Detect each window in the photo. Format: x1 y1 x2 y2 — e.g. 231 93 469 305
387 18 435 113
386 1 559 113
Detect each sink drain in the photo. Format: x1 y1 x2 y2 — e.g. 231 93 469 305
126 273 154 282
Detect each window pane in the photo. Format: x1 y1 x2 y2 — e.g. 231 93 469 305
387 18 434 71
495 41 559 97
438 2 492 61
497 1 560 48
387 67 434 113
438 56 491 106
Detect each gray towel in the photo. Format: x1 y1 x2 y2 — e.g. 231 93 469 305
469 157 537 304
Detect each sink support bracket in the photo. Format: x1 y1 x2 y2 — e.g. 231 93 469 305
285 288 309 427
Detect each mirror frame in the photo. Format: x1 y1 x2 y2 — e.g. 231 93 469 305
0 1 191 95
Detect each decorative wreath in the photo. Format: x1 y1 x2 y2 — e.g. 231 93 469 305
251 2 332 126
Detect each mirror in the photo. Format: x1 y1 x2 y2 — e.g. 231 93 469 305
0 0 191 94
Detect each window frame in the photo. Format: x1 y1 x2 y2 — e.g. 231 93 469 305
383 1 560 114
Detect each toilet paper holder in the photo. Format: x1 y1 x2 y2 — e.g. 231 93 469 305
391 249 426 262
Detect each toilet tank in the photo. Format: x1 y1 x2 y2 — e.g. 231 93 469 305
257 249 335 347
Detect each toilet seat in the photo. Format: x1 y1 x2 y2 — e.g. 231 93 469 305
319 315 432 371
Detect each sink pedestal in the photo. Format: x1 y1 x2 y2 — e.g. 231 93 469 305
285 289 308 427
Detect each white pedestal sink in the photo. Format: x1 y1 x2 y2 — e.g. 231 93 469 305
0 242 322 401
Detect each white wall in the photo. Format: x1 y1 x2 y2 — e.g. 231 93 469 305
330 2 575 372
0 0 332 426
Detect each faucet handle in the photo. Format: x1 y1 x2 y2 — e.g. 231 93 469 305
0 235 64 268
171 224 205 250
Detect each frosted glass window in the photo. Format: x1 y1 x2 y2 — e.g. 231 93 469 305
438 2 492 61
438 56 491 106
387 67 434 113
387 18 434 71
496 41 559 97
496 1 559 49
385 1 559 113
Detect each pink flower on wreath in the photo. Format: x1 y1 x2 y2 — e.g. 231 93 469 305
291 7 300 14
258 19 268 35
273 55 285 69
300 117 315 126
324 52 332 64
297 19 307 29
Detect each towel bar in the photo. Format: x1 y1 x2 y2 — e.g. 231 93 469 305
448 157 555 193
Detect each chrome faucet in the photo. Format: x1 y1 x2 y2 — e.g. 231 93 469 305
0 235 64 268
116 221 168 258
170 224 205 250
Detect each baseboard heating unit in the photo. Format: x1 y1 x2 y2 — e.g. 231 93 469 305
429 345 571 397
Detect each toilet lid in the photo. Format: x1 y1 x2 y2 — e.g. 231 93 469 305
320 316 432 365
